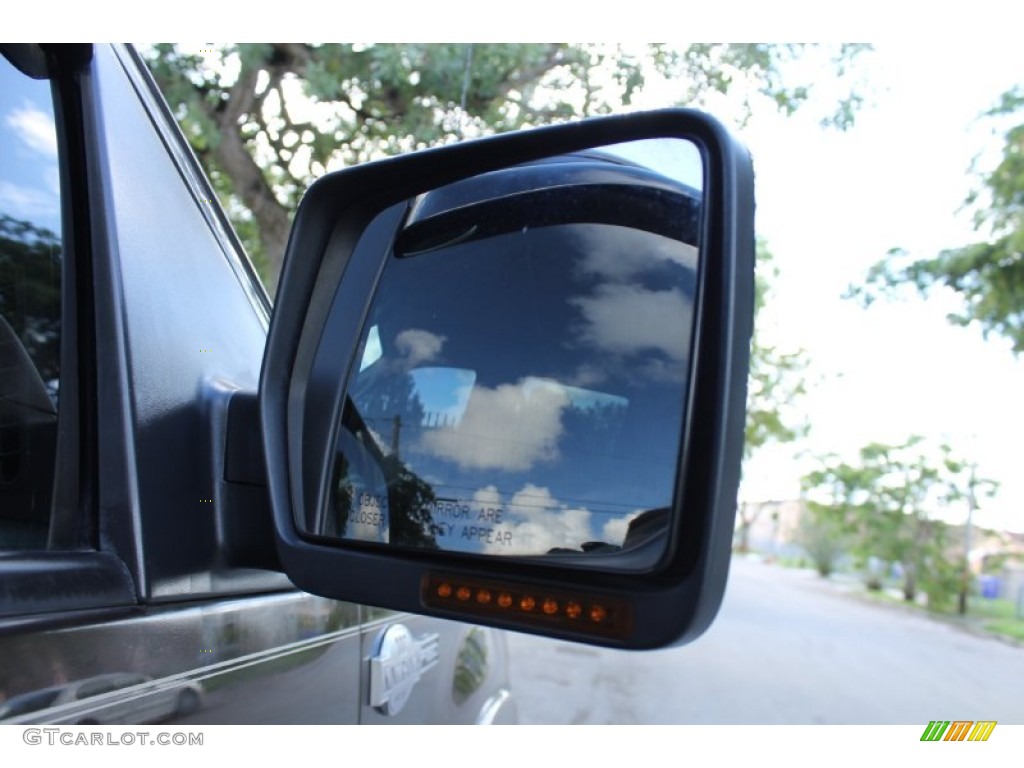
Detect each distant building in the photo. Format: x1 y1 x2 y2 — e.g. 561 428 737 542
737 500 1024 594
735 499 806 557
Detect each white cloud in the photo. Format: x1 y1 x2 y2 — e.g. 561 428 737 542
395 328 445 368
570 284 692 362
447 484 647 555
419 379 568 471
574 228 698 282
472 485 502 507
7 106 57 157
563 363 609 389
601 511 642 546
481 484 593 555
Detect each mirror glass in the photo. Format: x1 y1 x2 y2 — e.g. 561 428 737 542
314 139 703 564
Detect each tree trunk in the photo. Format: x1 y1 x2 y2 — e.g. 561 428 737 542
903 568 916 602
738 521 750 553
253 215 289 296
212 67 293 292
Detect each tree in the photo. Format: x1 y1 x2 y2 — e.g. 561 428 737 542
794 506 848 577
801 437 987 607
735 240 809 552
145 43 870 289
0 215 62 395
745 240 809 455
854 86 1024 352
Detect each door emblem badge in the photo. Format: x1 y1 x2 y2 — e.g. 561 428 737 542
368 624 440 716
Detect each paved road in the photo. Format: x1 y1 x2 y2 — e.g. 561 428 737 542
507 556 1024 724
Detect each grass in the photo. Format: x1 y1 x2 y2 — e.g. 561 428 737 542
969 597 1024 642
983 619 1024 642
767 555 1024 644
776 555 812 570
968 597 1019 621
863 590 1024 644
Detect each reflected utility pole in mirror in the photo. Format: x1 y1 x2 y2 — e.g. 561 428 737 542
317 140 704 569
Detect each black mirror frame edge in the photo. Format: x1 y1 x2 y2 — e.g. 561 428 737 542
260 110 755 649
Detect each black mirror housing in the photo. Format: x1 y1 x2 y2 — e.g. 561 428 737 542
260 110 755 649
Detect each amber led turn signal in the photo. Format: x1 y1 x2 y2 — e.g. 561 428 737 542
422 573 631 640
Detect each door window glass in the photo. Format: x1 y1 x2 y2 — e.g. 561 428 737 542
0 54 62 549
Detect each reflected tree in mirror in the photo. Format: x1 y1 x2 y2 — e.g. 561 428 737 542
318 140 704 565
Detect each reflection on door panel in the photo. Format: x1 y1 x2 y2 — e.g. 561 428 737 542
0 593 363 725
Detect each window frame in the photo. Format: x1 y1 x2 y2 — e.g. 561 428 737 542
0 45 136 625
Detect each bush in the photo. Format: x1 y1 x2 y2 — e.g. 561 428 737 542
795 511 847 578
920 556 962 612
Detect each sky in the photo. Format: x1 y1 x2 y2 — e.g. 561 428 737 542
0 70 61 234
15 9 1024 533
164 36 1024 534
716 42 1024 533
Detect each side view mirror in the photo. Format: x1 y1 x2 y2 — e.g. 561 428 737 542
260 110 754 649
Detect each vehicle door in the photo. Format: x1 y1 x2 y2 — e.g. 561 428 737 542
0 43 368 725
356 609 515 724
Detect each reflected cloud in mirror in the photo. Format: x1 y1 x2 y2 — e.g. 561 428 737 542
314 139 703 568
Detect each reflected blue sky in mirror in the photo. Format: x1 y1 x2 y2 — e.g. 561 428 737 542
326 142 702 558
